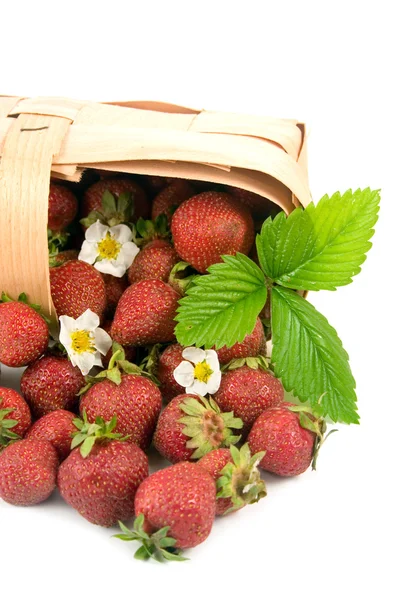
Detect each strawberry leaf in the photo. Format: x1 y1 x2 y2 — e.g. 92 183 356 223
175 253 267 349
271 286 358 424
257 188 380 291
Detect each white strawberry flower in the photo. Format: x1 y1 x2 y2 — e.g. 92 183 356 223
173 347 221 396
59 309 112 376
78 220 139 278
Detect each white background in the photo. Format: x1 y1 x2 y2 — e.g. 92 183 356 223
1 2 399 599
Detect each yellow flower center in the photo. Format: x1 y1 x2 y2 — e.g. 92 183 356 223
97 232 121 260
194 361 214 383
70 330 95 354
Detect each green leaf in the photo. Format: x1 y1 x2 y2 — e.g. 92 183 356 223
271 286 358 424
175 253 267 349
134 545 151 560
257 188 380 291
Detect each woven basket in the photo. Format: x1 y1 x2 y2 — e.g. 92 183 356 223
0 96 311 322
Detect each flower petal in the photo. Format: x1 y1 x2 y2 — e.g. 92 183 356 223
187 379 208 396
78 241 98 265
85 220 110 242
94 259 126 277
182 347 206 364
75 352 96 376
173 361 195 387
75 309 100 331
110 224 133 244
204 349 220 372
120 242 140 269
94 327 113 355
206 370 222 394
59 315 76 350
92 352 104 368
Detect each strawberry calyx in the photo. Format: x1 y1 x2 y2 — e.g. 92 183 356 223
178 395 243 460
80 190 134 228
0 292 50 324
114 514 187 562
0 399 21 449
71 411 129 458
139 344 162 381
168 261 199 296
48 228 69 255
287 404 338 470
221 355 270 373
217 444 267 514
135 214 170 246
78 342 157 395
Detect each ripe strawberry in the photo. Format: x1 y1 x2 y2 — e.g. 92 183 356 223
226 186 279 220
153 394 243 463
82 178 149 223
102 273 128 316
171 191 254 273
50 259 106 320
214 365 284 435
215 317 266 364
0 388 32 447
157 343 186 401
0 296 49 367
111 280 180 346
151 180 195 226
197 444 266 515
25 409 78 461
58 415 148 526
0 439 58 506
128 240 179 285
48 182 78 232
100 322 135 368
80 368 162 450
49 249 79 267
133 462 216 551
20 354 85 418
247 404 327 476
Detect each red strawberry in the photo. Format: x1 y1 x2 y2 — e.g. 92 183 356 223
102 273 128 316
111 280 180 346
25 409 78 461
151 180 195 226
226 186 279 220
82 178 149 223
197 444 266 515
0 388 32 447
80 373 162 451
0 296 49 367
153 394 243 463
156 343 186 401
247 404 327 476
49 249 79 267
171 191 254 273
58 415 148 526
100 322 135 368
48 183 78 232
133 462 216 551
128 240 179 285
0 439 58 506
214 365 284 435
20 354 85 418
215 317 266 364
50 260 106 320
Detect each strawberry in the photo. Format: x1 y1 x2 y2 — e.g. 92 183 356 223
215 317 266 364
121 461 216 558
25 409 78 461
0 294 49 367
48 182 78 232
81 178 149 225
111 280 180 346
0 439 58 506
247 404 329 476
50 260 106 320
20 354 85 418
0 388 32 448
197 444 266 515
151 180 195 226
102 273 128 316
100 321 135 368
79 348 162 450
225 186 279 220
153 394 243 463
171 191 254 273
156 343 186 401
58 415 148 526
128 240 179 285
49 249 79 267
214 363 284 435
